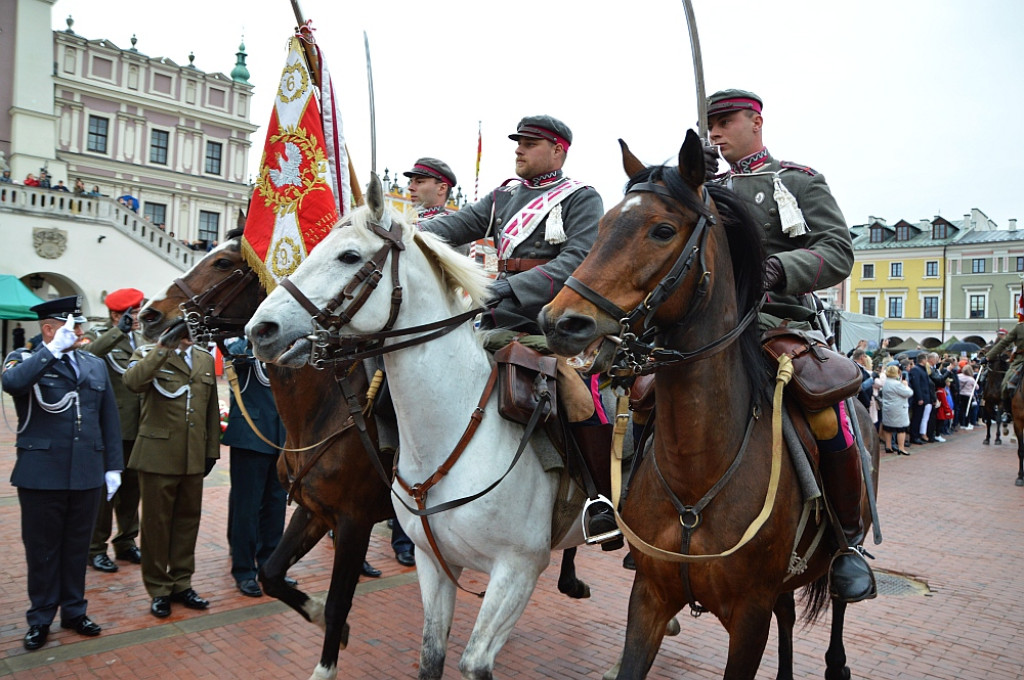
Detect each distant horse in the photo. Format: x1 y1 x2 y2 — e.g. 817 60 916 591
540 130 878 679
138 233 394 680
247 174 600 680
980 354 1008 446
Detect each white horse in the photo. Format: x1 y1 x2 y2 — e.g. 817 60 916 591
246 175 591 680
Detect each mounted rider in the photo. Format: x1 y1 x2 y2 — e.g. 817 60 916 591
983 322 1024 417
705 89 875 603
419 115 621 548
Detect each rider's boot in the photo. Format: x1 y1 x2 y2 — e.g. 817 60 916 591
571 420 624 551
818 443 877 603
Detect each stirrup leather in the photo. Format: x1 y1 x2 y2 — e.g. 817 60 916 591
582 495 622 545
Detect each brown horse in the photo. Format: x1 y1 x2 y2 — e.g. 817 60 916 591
138 229 591 680
541 130 878 680
980 354 1008 446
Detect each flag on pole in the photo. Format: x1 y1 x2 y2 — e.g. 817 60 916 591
473 121 482 202
242 29 348 290
1017 280 1024 322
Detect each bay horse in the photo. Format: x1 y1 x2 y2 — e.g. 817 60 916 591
540 130 879 680
246 174 601 680
140 224 591 679
979 354 1008 446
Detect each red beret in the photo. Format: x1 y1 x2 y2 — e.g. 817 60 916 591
104 287 145 312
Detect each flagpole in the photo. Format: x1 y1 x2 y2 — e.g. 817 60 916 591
473 121 481 202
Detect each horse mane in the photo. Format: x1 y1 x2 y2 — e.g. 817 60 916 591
626 165 771 399
338 203 492 310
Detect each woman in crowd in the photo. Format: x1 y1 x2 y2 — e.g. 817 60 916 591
880 364 914 455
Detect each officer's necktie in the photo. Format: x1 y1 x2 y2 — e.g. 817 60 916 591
61 353 78 378
178 349 192 370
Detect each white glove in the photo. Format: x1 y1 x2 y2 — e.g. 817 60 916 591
104 471 122 501
45 315 78 358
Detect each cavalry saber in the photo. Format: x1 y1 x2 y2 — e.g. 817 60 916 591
681 0 708 141
364 30 377 175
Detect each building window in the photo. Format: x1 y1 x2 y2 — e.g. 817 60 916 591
969 295 985 318
870 227 884 243
890 262 903 278
1016 257 1024 272
150 130 169 165
896 225 910 241
144 202 167 228
87 115 108 153
205 142 222 175
862 297 876 317
925 261 939 277
888 297 903 319
198 210 220 243
933 223 947 239
862 263 874 279
923 296 939 319
972 258 986 273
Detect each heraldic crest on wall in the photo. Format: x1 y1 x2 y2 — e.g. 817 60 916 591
33 227 68 259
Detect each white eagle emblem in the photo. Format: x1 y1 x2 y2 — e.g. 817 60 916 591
268 142 303 188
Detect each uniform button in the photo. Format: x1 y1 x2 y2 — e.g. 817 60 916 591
534 241 542 247
496 218 503 224
189 422 194 427
764 223 771 229
769 208 778 216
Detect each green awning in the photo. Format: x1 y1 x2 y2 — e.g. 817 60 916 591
0 275 45 320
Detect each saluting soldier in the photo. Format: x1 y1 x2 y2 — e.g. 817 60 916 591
83 287 145 572
2 296 122 650
123 321 220 618
705 89 873 604
419 116 621 548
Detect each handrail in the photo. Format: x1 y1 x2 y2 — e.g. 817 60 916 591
0 184 196 271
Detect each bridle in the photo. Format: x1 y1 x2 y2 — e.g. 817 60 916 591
278 212 483 367
174 265 261 343
563 174 761 376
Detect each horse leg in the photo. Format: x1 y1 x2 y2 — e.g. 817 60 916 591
459 558 545 680
984 417 992 445
260 506 330 625
305 516 375 680
416 554 460 680
720 600 774 680
615 576 680 680
1016 435 1024 486
557 547 591 599
773 592 796 680
823 599 851 680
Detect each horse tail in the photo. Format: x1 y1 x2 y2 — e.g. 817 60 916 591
799 575 831 625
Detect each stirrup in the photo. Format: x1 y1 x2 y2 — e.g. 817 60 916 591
582 495 622 546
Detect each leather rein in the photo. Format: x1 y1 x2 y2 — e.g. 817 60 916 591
174 267 260 342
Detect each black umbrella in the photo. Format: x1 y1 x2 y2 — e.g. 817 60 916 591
895 349 926 360
946 341 981 354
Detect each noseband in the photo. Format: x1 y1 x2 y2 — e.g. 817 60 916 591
564 179 760 375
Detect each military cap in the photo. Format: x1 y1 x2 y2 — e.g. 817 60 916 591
509 115 572 149
31 295 87 323
707 89 763 117
104 287 145 312
998 328 1008 334
403 158 457 188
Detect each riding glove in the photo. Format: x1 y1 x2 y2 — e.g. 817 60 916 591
763 256 787 293
703 144 721 181
157 319 190 350
485 279 516 308
117 309 134 334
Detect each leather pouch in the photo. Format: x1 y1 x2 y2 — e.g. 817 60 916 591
761 326 862 411
494 340 557 424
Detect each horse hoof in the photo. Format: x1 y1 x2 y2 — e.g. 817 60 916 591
1016 477 1024 487
558 579 591 599
602 659 621 680
983 439 991 445
665 616 681 637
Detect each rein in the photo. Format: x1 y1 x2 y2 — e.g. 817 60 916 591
174 268 259 341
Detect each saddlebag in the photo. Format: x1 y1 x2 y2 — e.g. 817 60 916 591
761 326 862 412
494 340 558 425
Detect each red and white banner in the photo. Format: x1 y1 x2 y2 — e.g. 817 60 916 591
242 32 347 290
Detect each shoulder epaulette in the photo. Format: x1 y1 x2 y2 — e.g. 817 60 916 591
780 161 818 176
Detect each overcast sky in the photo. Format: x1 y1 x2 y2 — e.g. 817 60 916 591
53 0 1023 228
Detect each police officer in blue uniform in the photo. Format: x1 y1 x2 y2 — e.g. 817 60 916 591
2 296 122 650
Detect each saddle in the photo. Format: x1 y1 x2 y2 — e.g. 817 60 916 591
761 326 863 412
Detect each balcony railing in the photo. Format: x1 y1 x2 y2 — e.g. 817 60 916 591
0 185 196 271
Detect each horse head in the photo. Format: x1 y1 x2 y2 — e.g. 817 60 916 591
137 229 263 343
542 129 765 376
247 172 490 367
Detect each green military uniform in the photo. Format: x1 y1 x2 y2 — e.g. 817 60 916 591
985 322 1024 398
83 325 143 561
123 343 220 599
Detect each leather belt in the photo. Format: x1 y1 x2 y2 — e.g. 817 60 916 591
497 258 550 274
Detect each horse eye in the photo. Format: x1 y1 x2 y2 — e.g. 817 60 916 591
650 223 676 241
213 258 233 270
338 250 362 265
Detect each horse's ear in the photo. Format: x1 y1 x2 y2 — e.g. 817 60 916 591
677 129 706 190
619 139 646 179
366 172 386 221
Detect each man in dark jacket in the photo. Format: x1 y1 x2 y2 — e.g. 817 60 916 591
908 354 934 444
2 296 122 650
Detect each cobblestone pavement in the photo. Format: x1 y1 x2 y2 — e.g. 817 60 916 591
0 381 1021 679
